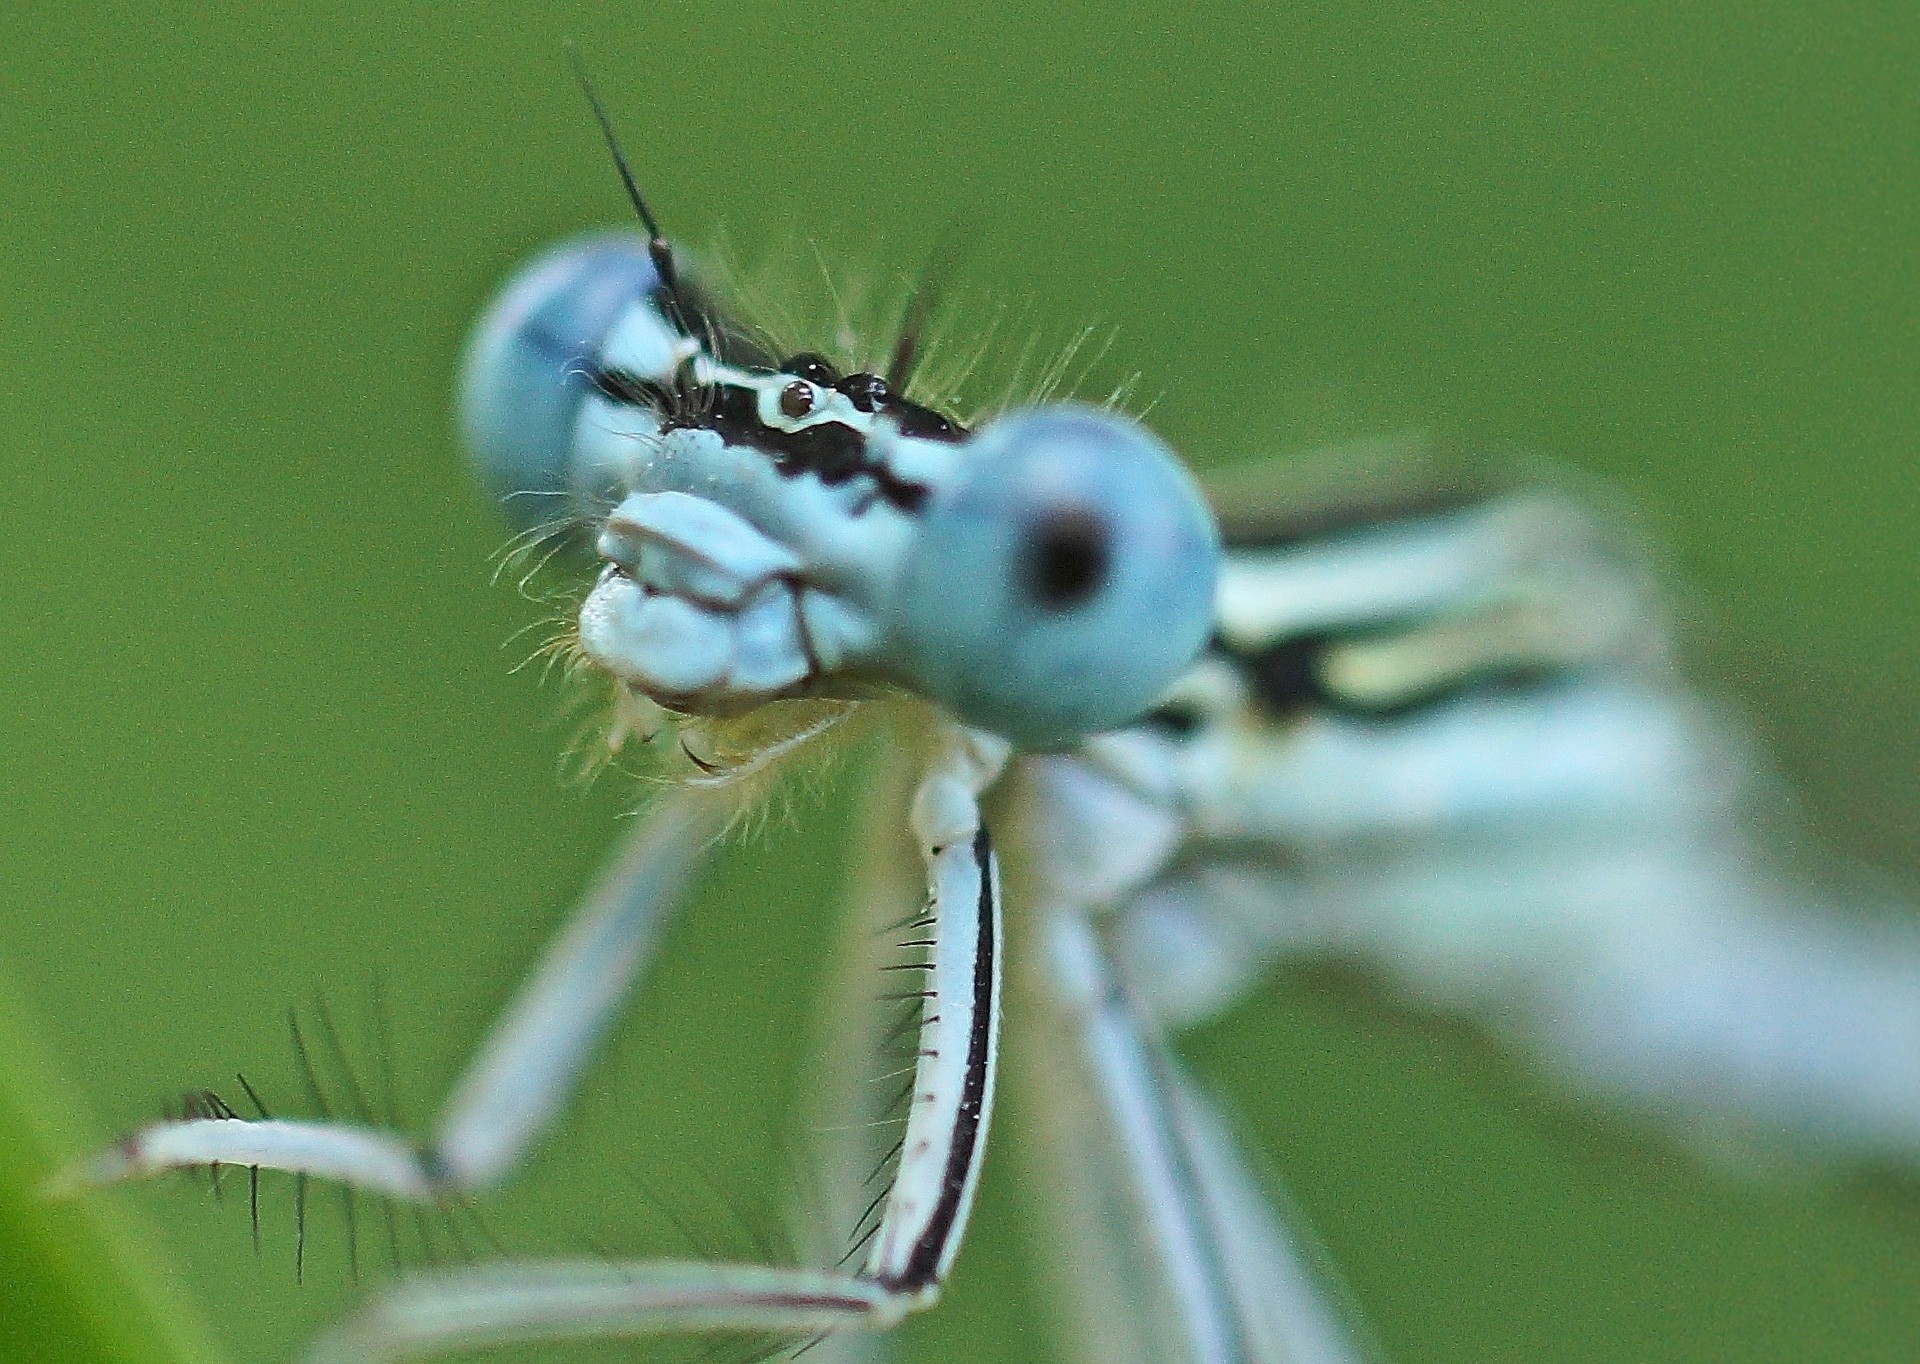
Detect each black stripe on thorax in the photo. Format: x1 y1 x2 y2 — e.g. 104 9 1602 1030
1219 625 1576 722
1229 484 1587 720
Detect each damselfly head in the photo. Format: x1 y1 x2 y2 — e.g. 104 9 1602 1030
460 234 1219 751
458 92 1220 752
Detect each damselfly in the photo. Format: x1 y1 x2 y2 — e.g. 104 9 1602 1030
65 82 1920 1364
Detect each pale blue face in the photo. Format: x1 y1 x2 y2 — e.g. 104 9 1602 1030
889 407 1220 748
459 234 1221 749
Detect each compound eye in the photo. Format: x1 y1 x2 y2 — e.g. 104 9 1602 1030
458 233 662 533
892 405 1220 748
1022 505 1111 610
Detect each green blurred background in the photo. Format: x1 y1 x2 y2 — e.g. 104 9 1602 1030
2 3 1917 1361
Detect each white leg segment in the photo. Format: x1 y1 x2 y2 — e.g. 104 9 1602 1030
862 729 1006 1294
284 726 1006 1360
1024 905 1370 1364
66 787 727 1199
1166 1062 1378 1364
304 1261 904 1363
70 1119 432 1199
435 790 726 1186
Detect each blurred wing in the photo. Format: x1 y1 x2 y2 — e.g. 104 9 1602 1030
1113 435 1920 1163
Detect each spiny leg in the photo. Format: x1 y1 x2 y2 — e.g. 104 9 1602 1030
63 786 728 1202
299 727 1009 1361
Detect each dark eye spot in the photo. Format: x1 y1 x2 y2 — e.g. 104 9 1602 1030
1023 506 1110 610
779 380 816 419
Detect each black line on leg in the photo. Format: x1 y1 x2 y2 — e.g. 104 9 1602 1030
289 1009 331 1119
312 994 371 1283
235 1072 273 1119
883 825 997 1292
313 993 374 1123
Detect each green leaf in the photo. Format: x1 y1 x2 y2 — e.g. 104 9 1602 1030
0 975 224 1364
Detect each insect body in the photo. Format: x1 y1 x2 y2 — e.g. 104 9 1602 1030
69 185 1332 1353
67 123 1920 1364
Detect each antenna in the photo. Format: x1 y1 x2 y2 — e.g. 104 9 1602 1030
886 220 969 395
566 44 689 327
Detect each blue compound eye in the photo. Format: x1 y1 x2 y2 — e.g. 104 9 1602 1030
457 232 662 532
891 406 1221 748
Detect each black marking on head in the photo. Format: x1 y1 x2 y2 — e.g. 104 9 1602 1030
840 371 888 413
887 396 962 442
780 352 839 385
545 106 968 518
558 58 980 531
690 381 949 512
585 352 963 514
1022 506 1110 610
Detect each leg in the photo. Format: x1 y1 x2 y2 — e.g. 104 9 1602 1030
788 740 927 1364
64 786 727 1199
1016 902 1372 1364
1160 1028 1377 1364
291 724 1008 1360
